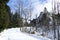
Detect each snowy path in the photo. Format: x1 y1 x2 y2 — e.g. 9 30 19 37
0 28 51 40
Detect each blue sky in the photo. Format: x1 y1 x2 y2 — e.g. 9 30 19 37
7 0 52 19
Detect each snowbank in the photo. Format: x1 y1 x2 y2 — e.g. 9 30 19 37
0 28 51 40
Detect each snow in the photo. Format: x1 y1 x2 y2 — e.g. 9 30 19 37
0 28 51 40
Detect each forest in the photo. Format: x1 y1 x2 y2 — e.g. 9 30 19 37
0 0 60 40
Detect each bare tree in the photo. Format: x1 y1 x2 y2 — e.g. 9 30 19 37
13 0 24 30
52 0 56 40
52 0 60 40
35 14 38 31
23 8 30 26
57 2 60 40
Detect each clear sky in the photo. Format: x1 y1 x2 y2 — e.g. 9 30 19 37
7 0 60 19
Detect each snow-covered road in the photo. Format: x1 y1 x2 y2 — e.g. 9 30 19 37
0 28 51 40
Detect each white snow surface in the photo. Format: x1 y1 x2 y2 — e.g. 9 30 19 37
0 28 51 40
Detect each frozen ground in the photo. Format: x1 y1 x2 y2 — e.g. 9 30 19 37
0 28 51 40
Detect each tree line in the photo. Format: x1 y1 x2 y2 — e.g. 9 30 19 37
0 0 31 32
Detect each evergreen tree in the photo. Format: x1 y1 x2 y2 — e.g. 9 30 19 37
13 12 23 27
8 13 13 28
40 7 50 33
0 0 10 32
41 7 50 26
